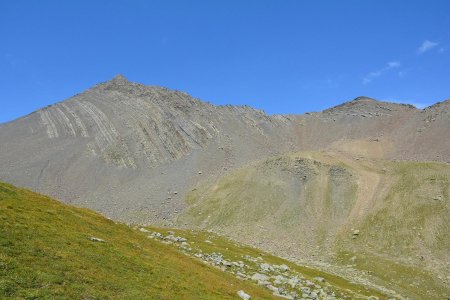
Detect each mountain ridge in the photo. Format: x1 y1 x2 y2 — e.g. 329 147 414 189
0 75 448 225
3 75 446 127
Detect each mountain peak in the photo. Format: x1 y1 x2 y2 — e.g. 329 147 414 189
352 96 377 102
110 74 128 83
105 74 131 86
94 74 141 92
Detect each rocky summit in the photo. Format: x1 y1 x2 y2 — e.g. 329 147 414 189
0 75 449 299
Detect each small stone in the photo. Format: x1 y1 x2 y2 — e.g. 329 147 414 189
221 260 232 267
278 264 290 272
273 275 287 284
237 290 251 300
288 277 300 288
89 237 105 242
266 284 279 293
251 273 269 282
314 276 325 282
260 263 274 272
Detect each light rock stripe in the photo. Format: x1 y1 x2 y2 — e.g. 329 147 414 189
53 106 76 137
76 100 136 168
60 103 88 137
77 101 117 146
39 109 59 138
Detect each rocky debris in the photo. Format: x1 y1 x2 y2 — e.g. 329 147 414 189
314 277 325 283
89 237 105 242
278 264 290 272
143 229 364 300
251 273 269 282
260 263 274 272
238 290 251 300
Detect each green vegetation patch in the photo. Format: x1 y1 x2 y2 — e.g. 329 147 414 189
0 182 276 299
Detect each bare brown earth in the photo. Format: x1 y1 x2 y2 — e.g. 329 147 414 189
0 75 449 298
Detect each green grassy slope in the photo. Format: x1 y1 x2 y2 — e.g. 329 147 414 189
0 182 278 299
178 152 450 299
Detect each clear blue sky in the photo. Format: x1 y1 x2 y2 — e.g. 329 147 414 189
1 1 449 123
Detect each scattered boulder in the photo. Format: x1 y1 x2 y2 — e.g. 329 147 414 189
89 237 105 243
306 280 315 287
251 273 269 282
260 263 274 272
278 264 290 272
273 275 287 285
237 290 251 300
288 276 300 288
314 276 325 283
266 284 279 293
221 260 232 267
152 232 163 238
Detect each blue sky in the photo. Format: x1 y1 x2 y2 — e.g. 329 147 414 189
1 0 449 123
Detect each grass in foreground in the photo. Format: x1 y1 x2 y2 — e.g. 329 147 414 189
0 182 277 299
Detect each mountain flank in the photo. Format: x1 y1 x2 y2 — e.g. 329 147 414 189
178 151 450 299
0 75 448 225
0 181 387 299
0 75 449 298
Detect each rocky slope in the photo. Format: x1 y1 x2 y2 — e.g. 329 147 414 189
0 75 296 223
0 76 448 225
178 152 450 299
